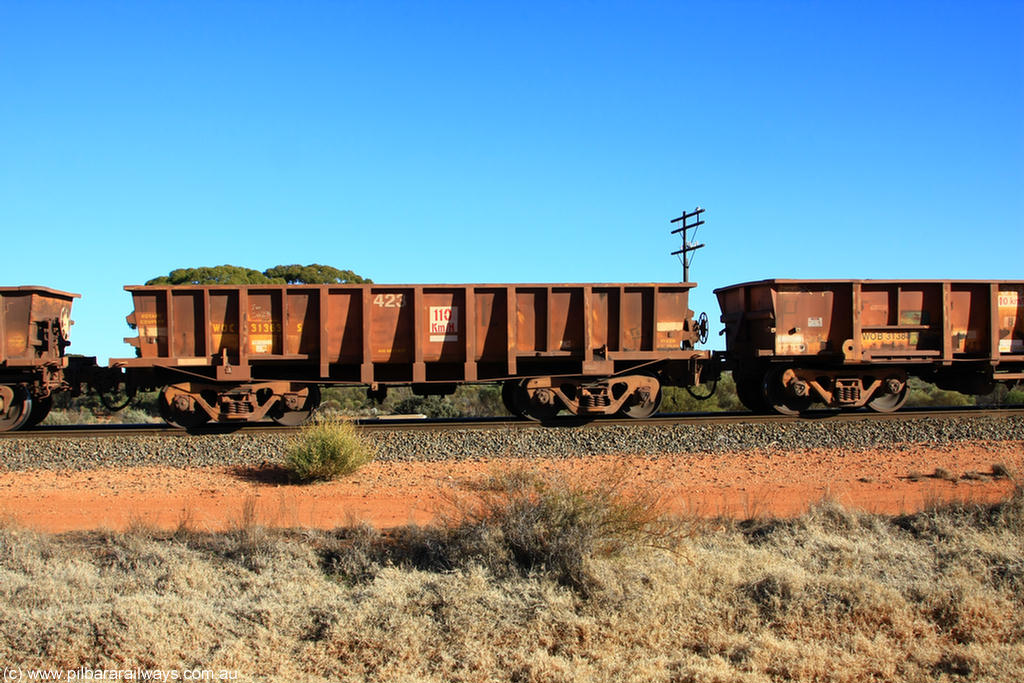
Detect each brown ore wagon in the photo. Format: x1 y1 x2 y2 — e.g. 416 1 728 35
0 286 79 430
112 283 712 426
716 279 1024 414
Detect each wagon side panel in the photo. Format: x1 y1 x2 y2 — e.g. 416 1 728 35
1 287 78 368
771 283 853 357
998 285 1024 356
1 291 33 363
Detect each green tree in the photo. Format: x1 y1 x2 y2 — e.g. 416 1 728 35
146 264 372 286
146 265 282 285
263 264 372 284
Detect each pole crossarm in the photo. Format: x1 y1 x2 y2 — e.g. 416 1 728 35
669 207 707 281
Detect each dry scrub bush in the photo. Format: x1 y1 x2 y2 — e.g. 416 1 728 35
379 467 682 594
318 522 383 584
283 416 375 483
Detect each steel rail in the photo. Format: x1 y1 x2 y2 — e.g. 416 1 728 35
3 406 1024 441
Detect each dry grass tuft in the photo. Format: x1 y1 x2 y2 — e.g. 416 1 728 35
283 416 376 483
907 470 925 482
444 467 679 593
992 462 1015 480
355 466 687 595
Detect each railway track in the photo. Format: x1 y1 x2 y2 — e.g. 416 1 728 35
3 405 1024 441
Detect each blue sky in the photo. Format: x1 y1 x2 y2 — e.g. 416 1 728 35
2 1 1021 361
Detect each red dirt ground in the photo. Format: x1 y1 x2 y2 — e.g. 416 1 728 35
1 442 1021 533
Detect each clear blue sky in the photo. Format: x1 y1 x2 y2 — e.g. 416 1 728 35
2 1 1021 361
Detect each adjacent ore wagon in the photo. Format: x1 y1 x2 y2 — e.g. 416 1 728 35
0 286 79 430
716 279 1024 414
112 282 712 426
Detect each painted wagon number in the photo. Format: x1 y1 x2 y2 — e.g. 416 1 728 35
373 294 406 308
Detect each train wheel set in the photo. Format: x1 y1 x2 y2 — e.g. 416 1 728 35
500 373 663 421
736 365 910 416
155 382 322 429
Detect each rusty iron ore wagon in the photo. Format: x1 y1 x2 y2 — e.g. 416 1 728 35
5 270 1023 431
0 286 79 430
716 279 1024 414
110 282 712 426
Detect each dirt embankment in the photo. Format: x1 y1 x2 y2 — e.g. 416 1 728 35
1 441 1020 533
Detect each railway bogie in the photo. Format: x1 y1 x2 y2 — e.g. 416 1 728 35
154 381 322 428
506 372 666 421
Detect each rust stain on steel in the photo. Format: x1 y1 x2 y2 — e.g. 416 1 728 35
0 286 79 369
716 278 1024 414
114 283 707 384
1 287 80 429
715 278 1024 365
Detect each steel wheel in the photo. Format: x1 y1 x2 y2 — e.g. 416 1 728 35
867 383 909 413
763 367 811 416
501 380 524 417
0 385 32 432
270 386 322 426
515 381 562 421
733 373 769 413
24 394 53 428
158 387 211 429
618 377 663 419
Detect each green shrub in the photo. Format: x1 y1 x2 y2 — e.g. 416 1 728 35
902 377 973 407
391 394 461 418
283 417 376 483
661 372 741 413
448 385 511 417
319 386 375 414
